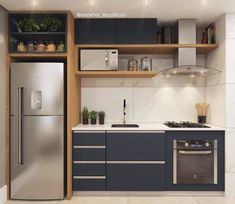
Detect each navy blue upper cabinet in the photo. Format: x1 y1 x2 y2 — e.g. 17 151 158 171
115 19 157 44
75 18 157 44
75 19 115 44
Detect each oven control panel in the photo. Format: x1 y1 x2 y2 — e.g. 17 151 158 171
174 140 216 150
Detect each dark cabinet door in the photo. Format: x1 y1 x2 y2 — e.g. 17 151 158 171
115 19 157 43
107 164 165 191
75 19 115 43
107 131 165 161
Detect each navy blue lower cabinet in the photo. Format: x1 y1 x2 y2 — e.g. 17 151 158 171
107 131 165 161
165 131 225 191
73 163 105 176
73 148 105 161
107 163 165 191
73 178 106 191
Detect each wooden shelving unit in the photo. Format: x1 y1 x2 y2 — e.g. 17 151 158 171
76 44 218 54
9 52 67 59
76 71 157 78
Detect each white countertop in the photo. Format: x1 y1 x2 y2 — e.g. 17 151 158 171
72 123 225 131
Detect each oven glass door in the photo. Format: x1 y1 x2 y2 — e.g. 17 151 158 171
176 150 216 184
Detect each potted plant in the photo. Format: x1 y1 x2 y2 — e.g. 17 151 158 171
18 17 40 32
98 111 105 125
81 106 89 125
89 110 97 125
40 17 62 32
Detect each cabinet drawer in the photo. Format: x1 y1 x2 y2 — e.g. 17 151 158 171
73 163 105 176
107 163 165 191
107 132 165 161
73 177 106 191
73 131 105 146
73 148 105 161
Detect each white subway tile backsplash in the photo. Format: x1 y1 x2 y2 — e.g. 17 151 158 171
81 78 133 87
225 173 235 197
133 87 204 123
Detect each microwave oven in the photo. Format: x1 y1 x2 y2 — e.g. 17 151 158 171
80 49 118 70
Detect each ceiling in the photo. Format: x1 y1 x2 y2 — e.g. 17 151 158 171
1 0 235 25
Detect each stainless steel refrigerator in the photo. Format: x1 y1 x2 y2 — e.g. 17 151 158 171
10 63 64 200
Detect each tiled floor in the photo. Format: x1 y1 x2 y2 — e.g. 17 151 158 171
5 196 235 204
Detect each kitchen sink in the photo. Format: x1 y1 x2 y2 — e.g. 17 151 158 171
111 124 139 128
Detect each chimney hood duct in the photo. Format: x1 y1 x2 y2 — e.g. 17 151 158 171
159 19 220 77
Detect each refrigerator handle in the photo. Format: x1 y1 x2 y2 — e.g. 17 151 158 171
17 87 24 165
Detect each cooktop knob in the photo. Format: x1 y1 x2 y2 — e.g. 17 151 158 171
185 143 189 147
205 142 210 147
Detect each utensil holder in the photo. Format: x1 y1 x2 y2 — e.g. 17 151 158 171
198 116 206 124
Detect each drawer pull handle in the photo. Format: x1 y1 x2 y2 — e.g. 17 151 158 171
73 146 106 149
106 161 165 164
73 161 106 164
73 176 106 180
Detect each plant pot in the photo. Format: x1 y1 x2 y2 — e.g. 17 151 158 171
91 118 97 125
83 117 89 125
99 117 104 125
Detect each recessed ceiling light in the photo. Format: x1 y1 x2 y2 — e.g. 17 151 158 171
143 0 149 6
89 0 95 6
201 0 209 7
31 0 37 6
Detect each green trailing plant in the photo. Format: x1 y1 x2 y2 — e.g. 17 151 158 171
41 17 62 32
18 17 40 32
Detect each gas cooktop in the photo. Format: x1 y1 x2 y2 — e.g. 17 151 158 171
164 121 210 128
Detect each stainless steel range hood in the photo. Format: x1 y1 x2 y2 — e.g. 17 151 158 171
159 19 220 77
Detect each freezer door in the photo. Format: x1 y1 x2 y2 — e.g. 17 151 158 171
11 116 64 200
10 63 64 116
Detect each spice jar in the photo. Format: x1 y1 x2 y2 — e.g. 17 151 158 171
26 41 35 52
17 41 27 52
47 41 56 52
35 41 46 52
57 40 65 52
128 58 138 71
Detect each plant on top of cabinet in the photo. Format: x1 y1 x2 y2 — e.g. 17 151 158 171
89 111 97 125
82 106 89 125
98 111 105 125
8 13 67 53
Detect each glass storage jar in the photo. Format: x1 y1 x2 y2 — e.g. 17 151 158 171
141 56 152 71
17 41 27 52
35 41 46 52
26 41 35 52
128 58 138 71
47 41 56 52
57 40 65 52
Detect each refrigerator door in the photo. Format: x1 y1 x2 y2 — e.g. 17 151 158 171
11 116 64 200
10 63 64 116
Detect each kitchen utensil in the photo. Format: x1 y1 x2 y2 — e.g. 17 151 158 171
195 103 209 124
141 56 152 71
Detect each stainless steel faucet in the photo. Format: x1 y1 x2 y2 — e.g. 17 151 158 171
123 99 126 124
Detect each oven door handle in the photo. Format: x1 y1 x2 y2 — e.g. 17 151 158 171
178 150 212 155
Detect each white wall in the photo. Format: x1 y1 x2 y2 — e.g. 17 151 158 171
81 55 206 123
0 5 7 189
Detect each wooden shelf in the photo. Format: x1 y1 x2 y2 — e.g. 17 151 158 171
76 71 157 78
9 52 67 59
76 44 218 54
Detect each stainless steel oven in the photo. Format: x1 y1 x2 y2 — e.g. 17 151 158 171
173 139 218 184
